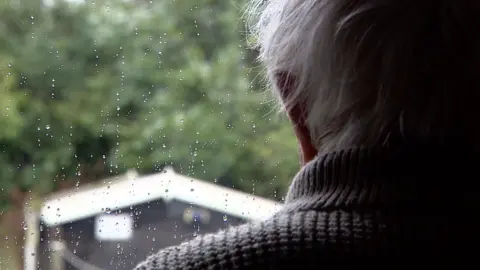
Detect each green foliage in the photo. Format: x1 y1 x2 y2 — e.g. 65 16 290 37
0 0 298 210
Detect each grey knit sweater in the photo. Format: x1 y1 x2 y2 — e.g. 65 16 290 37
134 145 478 269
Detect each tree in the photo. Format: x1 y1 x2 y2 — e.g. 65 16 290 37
0 0 298 209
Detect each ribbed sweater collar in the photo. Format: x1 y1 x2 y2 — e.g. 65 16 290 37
285 144 478 209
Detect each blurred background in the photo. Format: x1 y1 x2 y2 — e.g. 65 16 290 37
0 0 298 269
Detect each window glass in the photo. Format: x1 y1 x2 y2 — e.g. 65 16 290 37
0 0 297 269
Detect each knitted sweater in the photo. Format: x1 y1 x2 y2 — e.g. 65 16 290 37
134 145 478 269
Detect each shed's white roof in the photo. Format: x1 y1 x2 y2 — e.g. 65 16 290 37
40 168 282 226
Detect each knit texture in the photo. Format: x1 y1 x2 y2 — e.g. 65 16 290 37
134 145 479 269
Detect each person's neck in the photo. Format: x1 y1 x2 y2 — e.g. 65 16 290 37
285 142 479 210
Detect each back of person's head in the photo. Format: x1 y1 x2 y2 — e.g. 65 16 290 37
248 0 480 152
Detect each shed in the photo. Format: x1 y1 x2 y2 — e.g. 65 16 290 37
35 168 282 269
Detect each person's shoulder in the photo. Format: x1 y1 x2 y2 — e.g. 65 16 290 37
133 210 342 270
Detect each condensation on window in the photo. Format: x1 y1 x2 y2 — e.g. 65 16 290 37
0 0 296 269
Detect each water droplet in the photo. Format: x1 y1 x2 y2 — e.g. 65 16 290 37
223 215 228 222
45 125 51 130
105 208 112 214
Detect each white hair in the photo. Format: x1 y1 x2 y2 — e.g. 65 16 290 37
247 0 480 152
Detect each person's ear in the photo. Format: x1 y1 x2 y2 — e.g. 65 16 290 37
276 72 317 165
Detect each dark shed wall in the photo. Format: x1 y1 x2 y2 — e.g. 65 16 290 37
38 199 247 270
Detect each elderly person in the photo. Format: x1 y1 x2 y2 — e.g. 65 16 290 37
135 0 478 269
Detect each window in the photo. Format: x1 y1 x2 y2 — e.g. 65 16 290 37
0 1 296 269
